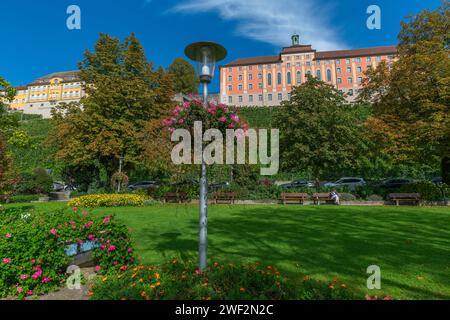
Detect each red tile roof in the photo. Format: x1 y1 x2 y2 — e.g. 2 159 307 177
223 55 281 67
281 45 315 54
315 46 397 60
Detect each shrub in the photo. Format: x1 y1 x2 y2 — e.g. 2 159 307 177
367 194 384 202
14 168 53 195
400 181 449 202
7 195 40 204
0 207 134 299
340 193 356 201
68 194 148 208
90 259 355 300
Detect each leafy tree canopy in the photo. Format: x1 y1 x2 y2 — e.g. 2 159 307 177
167 57 199 95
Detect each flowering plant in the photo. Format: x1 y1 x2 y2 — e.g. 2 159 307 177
162 99 248 134
68 194 147 208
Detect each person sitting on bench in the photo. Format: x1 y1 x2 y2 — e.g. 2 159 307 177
330 189 340 205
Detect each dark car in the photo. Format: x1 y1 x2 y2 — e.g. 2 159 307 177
375 178 412 189
280 180 314 189
128 181 161 191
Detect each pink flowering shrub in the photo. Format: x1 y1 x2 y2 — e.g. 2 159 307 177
162 99 248 134
0 207 135 299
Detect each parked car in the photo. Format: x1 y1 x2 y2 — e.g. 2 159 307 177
128 181 161 191
374 178 412 189
53 181 65 192
324 177 366 191
280 180 314 189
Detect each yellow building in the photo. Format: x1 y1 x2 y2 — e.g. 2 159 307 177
4 71 85 118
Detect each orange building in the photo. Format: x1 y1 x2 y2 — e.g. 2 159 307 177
220 34 397 106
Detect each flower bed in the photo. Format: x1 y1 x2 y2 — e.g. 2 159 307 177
68 194 147 208
0 207 134 299
89 259 354 300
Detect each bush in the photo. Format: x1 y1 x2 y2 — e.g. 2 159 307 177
367 194 384 202
400 181 449 202
0 207 134 299
68 194 148 208
14 168 53 195
90 259 354 300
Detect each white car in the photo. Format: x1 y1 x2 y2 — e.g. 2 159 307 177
324 177 366 191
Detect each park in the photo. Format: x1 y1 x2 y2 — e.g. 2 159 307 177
0 1 449 302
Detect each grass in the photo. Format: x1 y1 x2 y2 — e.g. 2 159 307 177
4 202 450 299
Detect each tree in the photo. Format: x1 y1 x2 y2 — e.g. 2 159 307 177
47 33 175 185
167 57 199 94
0 76 17 201
359 2 450 183
273 76 368 179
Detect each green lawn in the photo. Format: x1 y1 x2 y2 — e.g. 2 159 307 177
4 202 450 299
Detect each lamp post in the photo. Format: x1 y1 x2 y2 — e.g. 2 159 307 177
185 42 227 272
118 156 124 193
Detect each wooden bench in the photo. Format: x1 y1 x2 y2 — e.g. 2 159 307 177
279 193 308 205
214 192 237 204
164 192 188 204
313 193 335 205
389 193 421 206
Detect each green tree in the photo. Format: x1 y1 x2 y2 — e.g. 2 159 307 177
167 57 199 94
359 2 450 183
273 76 368 179
47 33 175 184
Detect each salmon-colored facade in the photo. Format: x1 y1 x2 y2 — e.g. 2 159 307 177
220 35 397 106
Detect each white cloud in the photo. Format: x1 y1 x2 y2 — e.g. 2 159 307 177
171 0 346 51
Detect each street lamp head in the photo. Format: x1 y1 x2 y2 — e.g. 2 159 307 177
185 41 227 84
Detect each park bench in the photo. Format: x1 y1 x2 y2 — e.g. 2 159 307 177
388 193 421 206
214 192 237 204
164 192 189 204
279 193 308 205
313 193 335 205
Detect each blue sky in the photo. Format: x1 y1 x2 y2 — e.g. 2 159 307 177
0 0 442 92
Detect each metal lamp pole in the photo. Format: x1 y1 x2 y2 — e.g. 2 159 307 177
185 42 227 272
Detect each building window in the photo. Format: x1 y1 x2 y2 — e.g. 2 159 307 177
336 59 341 64
287 63 291 68
248 84 253 90
376 56 382 61
306 61 311 66
228 96 233 104
238 84 243 90
277 72 282 85
346 58 350 64
267 73 272 86
239 66 243 71
348 77 353 84
248 66 253 71
296 62 300 67
357 66 362 73
228 85 232 91
316 70 321 80
258 94 263 101
348 89 354 96
337 67 341 74
306 70 311 75
296 71 302 84
248 74 253 80
268 94 272 101
239 96 243 103
228 67 232 72
288 93 291 100
355 58 361 63
249 95 253 102
347 67 352 73
358 77 363 83
278 93 282 101
258 83 263 89
337 77 342 84
228 75 232 81
258 65 263 70
287 72 291 85
258 73 262 79
238 74 243 81
367 57 372 62
327 69 332 82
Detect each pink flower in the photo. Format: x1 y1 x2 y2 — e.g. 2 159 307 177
5 233 11 239
228 123 236 128
88 235 96 241
31 259 36 264
72 207 78 212
32 270 42 280
178 118 185 124
95 265 101 272
113 261 118 265
230 114 240 122
49 229 58 236
107 245 116 252
100 244 107 250
2 258 11 264
17 287 23 293
42 277 51 284
103 216 111 224
218 117 227 123
20 274 29 280
128 248 133 254
27 290 33 296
